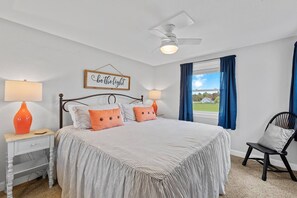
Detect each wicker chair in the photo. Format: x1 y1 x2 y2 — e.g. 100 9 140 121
242 112 297 181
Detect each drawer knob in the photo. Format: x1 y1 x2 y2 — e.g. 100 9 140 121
30 143 38 147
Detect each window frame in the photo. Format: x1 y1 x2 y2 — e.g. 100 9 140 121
192 60 220 120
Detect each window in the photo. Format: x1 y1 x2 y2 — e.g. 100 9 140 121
192 60 220 114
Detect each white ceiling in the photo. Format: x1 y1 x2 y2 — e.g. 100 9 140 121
1 0 297 66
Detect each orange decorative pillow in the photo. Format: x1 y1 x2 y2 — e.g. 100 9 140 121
89 108 124 131
133 107 157 122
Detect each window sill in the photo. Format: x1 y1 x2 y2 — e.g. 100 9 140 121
193 111 218 119
193 111 218 125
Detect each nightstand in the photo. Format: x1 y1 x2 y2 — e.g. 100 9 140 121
4 129 55 198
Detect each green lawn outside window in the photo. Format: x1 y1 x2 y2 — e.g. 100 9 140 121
193 103 219 112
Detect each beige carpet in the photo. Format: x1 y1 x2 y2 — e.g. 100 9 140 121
1 156 296 198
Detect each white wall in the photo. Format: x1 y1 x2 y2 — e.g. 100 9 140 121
155 36 297 167
1 16 297 187
0 19 154 184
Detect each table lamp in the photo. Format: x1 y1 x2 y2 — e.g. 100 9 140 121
149 90 161 115
4 80 42 134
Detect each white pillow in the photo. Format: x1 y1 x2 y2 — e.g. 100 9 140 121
120 103 145 122
258 124 295 152
68 104 121 129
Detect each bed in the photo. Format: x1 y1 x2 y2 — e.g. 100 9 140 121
56 93 231 198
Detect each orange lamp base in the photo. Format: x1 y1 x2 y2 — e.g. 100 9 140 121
152 100 158 115
14 102 32 134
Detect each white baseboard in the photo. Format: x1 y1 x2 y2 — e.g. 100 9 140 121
0 181 5 192
231 149 297 171
0 173 42 192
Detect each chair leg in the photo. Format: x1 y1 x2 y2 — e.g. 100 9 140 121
280 155 297 181
242 146 253 166
262 154 269 181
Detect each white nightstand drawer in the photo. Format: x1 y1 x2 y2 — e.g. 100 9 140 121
14 136 50 155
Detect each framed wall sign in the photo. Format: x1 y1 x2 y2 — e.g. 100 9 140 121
84 70 130 90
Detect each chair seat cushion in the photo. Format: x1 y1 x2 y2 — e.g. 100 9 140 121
257 124 295 153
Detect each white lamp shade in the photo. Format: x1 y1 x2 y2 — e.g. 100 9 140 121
149 90 161 100
4 80 42 102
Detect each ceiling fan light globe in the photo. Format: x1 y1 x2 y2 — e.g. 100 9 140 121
160 44 178 54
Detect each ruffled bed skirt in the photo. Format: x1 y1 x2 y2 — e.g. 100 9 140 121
57 129 230 198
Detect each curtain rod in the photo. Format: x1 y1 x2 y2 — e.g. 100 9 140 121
181 55 236 65
193 57 220 64
193 55 236 64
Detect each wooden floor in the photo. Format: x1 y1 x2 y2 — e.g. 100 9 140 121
1 156 297 198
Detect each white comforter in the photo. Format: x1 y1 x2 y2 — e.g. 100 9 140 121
56 118 231 198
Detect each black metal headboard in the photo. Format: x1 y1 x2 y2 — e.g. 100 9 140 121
59 93 143 128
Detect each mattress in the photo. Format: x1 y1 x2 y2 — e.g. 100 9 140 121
56 118 231 198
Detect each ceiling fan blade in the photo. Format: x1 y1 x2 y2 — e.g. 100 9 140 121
149 29 168 38
178 38 202 45
151 46 160 54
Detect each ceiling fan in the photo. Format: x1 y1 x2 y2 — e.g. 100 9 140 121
150 24 202 55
